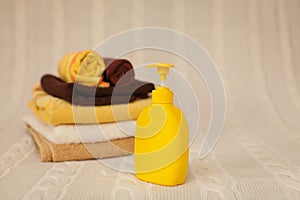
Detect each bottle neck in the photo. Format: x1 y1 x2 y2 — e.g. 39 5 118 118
152 86 173 104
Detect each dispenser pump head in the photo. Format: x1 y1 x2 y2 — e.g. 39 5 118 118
147 63 174 82
147 63 174 104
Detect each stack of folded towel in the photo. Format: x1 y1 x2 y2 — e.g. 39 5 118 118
24 50 154 162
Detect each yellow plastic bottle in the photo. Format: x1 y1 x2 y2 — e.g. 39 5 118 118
134 63 189 186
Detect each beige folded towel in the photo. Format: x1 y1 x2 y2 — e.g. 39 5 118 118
27 125 133 162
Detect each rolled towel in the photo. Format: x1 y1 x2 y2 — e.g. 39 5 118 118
103 58 135 86
58 50 109 87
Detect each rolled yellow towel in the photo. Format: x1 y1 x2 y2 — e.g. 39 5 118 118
58 50 109 87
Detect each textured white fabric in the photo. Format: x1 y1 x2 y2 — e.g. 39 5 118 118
0 0 300 199
23 114 135 144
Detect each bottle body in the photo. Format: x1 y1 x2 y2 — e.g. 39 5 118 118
134 103 189 186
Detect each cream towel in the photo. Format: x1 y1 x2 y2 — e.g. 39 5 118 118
23 114 136 144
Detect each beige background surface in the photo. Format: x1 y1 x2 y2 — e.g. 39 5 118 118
0 0 300 199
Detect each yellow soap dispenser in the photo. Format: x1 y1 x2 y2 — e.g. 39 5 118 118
134 63 189 186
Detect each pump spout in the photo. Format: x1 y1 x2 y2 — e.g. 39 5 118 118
147 63 174 84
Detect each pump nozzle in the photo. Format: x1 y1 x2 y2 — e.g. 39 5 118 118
146 63 174 103
147 63 174 81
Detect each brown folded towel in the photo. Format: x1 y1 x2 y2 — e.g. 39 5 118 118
103 58 135 86
41 74 154 106
27 125 134 162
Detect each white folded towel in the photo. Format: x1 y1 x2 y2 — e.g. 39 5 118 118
23 114 136 144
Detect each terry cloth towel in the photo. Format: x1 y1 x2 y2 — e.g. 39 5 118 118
23 114 136 144
29 85 152 126
41 74 154 106
27 125 133 162
58 50 109 87
103 58 135 86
